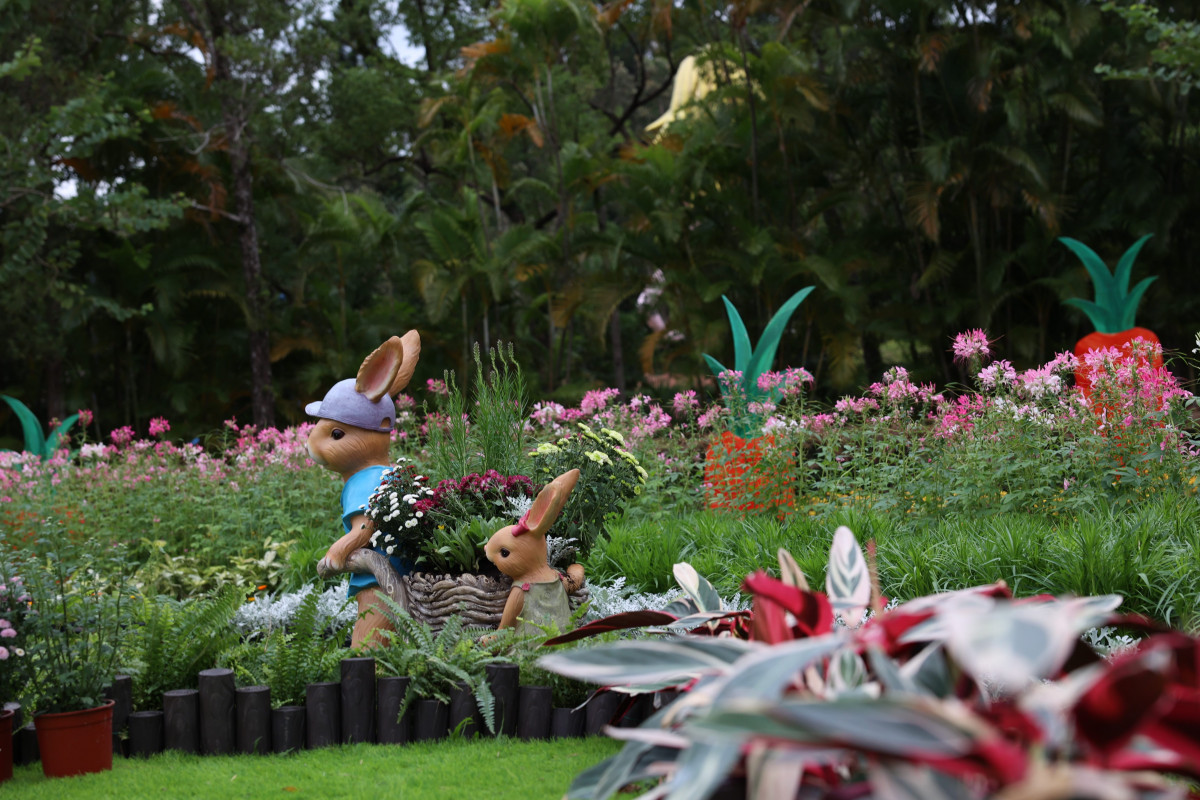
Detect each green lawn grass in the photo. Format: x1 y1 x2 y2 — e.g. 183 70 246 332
3 737 622 799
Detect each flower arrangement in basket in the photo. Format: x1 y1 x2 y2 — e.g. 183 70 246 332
363 457 436 561
364 462 554 630
365 463 536 575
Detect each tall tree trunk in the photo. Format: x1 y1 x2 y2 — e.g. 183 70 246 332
609 309 625 392
227 108 275 428
183 0 274 427
44 355 65 425
43 297 65 422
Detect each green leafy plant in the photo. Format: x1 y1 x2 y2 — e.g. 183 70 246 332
17 518 135 713
419 516 506 574
371 595 508 734
219 587 351 708
0 395 79 459
121 585 244 710
702 288 813 435
530 424 647 557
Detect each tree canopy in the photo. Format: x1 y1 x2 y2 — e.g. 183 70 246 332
2 0 1197 440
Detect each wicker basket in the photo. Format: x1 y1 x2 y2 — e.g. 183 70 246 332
402 571 590 633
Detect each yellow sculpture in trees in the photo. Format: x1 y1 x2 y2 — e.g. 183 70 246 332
645 53 753 134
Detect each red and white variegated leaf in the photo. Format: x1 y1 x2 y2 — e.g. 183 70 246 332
674 562 723 612
707 636 845 707
659 739 744 800
543 610 684 645
826 526 871 627
538 637 757 687
990 762 1188 800
943 596 1125 692
747 743 808 800
897 594 998 645
666 610 751 634
895 583 1011 617
607 680 691 695
827 649 872 696
1106 733 1200 783
899 645 954 699
1072 640 1175 755
585 739 680 800
942 602 1081 692
777 547 810 591
869 758 973 800
604 725 692 749
696 695 998 761
743 571 833 643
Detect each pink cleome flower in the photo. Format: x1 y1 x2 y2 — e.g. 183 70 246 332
672 390 699 415
952 329 991 364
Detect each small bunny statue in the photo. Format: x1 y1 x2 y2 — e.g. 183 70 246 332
307 331 420 648
484 469 585 636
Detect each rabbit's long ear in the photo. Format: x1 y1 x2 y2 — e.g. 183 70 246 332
357 337 405 401
520 469 580 536
387 330 421 396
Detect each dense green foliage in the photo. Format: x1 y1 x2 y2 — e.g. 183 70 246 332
595 495 1200 627
122 585 244 710
218 587 352 707
3 0 1199 443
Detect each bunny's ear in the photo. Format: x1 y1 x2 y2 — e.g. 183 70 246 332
356 337 405 402
387 330 421 396
518 469 580 537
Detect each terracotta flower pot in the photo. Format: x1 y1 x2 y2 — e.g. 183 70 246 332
0 707 14 783
34 700 115 779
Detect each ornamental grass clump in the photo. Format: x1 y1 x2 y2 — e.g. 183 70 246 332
423 342 529 480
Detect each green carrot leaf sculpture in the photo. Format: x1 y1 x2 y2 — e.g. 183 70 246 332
1059 234 1161 395
703 287 813 434
1 395 79 459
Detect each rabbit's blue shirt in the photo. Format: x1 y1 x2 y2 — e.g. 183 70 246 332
342 465 413 598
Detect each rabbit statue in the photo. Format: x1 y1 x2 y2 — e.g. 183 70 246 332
307 331 420 648
484 469 585 636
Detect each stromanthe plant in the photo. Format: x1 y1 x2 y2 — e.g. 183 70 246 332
541 527 1200 800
